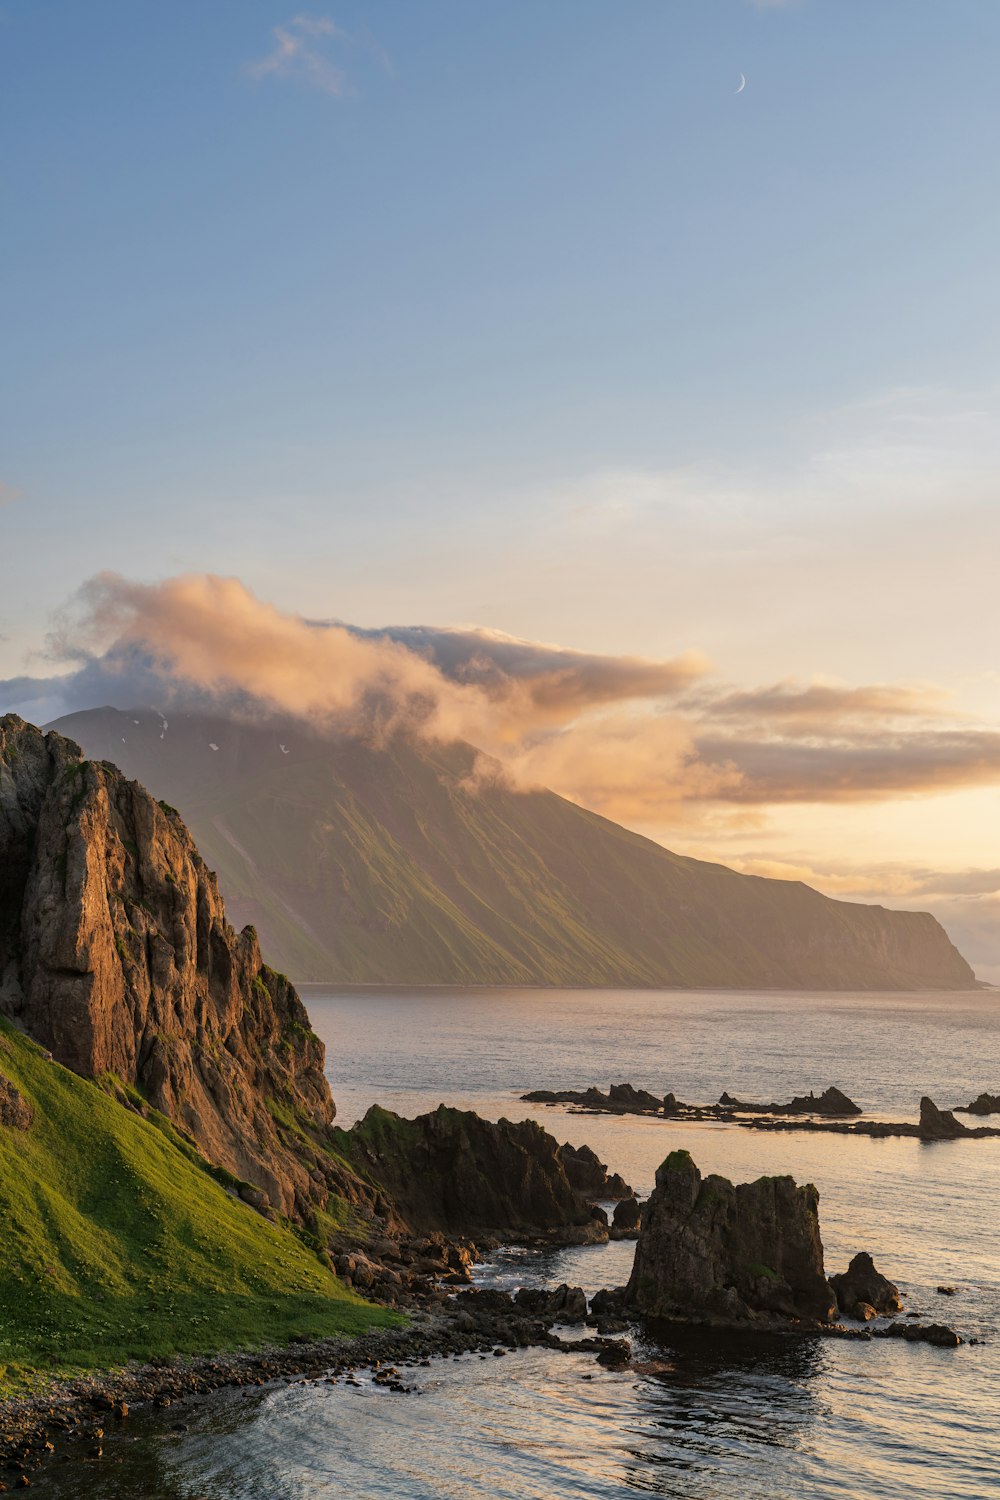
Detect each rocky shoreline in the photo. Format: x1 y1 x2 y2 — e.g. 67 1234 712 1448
0 1273 968 1490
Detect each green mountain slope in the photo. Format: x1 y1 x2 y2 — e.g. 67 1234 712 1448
52 707 976 990
0 1020 393 1394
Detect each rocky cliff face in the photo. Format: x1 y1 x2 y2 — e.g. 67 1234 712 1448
1 717 622 1250
337 1104 612 1242
625 1149 836 1326
0 716 340 1217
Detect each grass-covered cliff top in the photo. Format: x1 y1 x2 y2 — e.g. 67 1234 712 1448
0 1020 397 1396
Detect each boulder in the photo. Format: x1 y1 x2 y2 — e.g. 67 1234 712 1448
918 1097 969 1141
873 1321 961 1348
590 1287 627 1318
512 1284 588 1323
830 1252 902 1318
610 1196 642 1240
624 1149 836 1326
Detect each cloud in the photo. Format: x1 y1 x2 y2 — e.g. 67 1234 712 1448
3 571 1000 823
699 680 952 729
26 573 705 755
247 14 390 97
692 729 1000 804
248 14 348 95
356 623 709 717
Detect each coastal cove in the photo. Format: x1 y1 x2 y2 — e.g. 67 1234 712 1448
27 986 1000 1500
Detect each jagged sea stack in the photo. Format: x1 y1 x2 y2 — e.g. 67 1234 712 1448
625 1149 836 1326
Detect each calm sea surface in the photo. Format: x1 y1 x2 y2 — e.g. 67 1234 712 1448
33 988 1000 1499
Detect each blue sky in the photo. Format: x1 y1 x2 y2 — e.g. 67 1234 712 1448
4 0 999 635
3 1 1000 973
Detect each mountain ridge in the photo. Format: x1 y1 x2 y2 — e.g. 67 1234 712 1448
48 706 976 991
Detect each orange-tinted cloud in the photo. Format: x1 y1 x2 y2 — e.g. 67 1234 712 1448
5 571 999 819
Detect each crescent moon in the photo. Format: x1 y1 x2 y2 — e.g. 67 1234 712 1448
736 73 746 93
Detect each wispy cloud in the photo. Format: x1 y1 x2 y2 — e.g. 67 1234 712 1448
248 14 347 95
247 14 390 97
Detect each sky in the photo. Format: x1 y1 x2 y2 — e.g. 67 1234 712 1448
2 1 999 977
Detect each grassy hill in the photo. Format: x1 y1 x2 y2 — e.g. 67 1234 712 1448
0 1019 395 1395
51 707 976 990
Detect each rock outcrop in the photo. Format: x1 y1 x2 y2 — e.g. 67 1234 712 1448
0 716 349 1218
610 1196 642 1239
522 1083 663 1113
718 1086 861 1117
918 1096 970 1140
336 1104 609 1243
557 1141 633 1199
957 1092 1000 1115
625 1149 836 1327
829 1252 902 1320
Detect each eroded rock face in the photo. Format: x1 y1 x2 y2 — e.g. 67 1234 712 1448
557 1141 633 1199
337 1104 608 1243
957 1092 1000 1116
0 717 340 1217
625 1149 836 1326
919 1097 969 1140
610 1196 641 1239
829 1252 902 1318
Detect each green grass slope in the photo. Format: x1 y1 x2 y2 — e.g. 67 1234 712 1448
51 707 976 990
0 1021 395 1395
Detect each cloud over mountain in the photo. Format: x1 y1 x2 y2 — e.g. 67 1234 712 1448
4 571 1000 823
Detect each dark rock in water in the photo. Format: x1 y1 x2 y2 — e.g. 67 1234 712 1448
956 1092 1000 1116
919 1097 970 1141
336 1104 609 1243
513 1284 587 1323
557 1141 633 1199
718 1086 861 1118
873 1321 962 1347
610 1196 642 1240
936 1285 957 1296
595 1339 631 1367
624 1149 836 1327
0 1071 32 1130
788 1086 862 1117
590 1287 627 1318
829 1252 903 1318
522 1082 662 1115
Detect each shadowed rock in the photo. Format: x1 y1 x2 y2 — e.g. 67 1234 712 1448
718 1086 861 1117
919 1097 969 1140
625 1149 836 1327
610 1196 642 1240
557 1140 633 1199
335 1104 610 1244
830 1252 903 1319
521 1082 662 1114
956 1092 1000 1116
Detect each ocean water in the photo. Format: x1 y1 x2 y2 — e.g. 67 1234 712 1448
31 988 1000 1499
